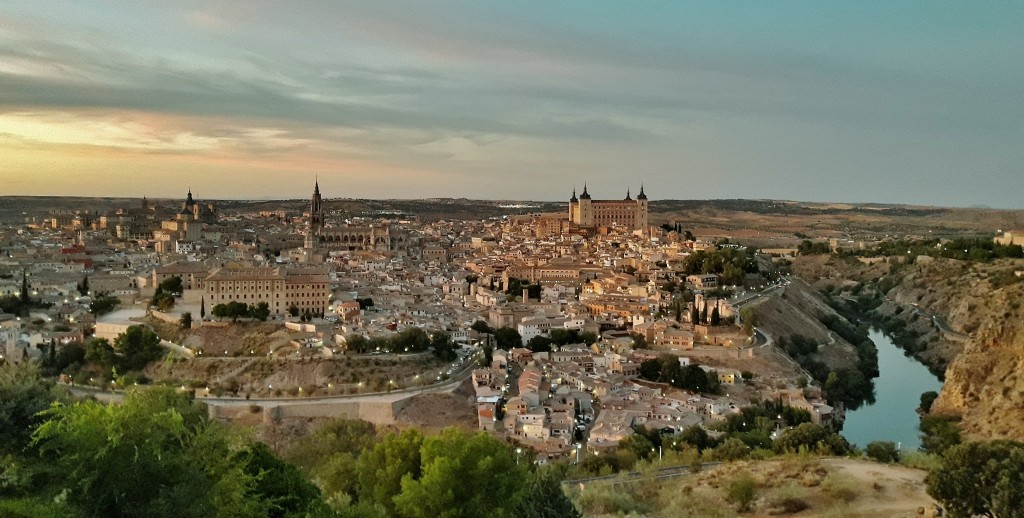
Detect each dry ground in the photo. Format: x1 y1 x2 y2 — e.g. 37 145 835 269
573 457 939 518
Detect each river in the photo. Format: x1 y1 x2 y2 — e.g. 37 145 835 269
841 329 943 450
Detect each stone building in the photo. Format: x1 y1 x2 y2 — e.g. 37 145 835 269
204 266 330 316
568 184 649 233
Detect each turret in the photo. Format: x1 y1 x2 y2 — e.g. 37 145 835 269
637 184 647 200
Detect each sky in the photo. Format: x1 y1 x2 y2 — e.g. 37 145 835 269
0 2 1021 207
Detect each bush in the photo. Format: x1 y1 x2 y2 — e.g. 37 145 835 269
822 474 859 503
727 474 758 512
864 441 900 464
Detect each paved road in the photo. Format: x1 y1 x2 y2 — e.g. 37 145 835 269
63 350 481 406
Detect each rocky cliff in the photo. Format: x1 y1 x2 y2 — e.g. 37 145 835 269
794 254 1024 442
931 275 1024 441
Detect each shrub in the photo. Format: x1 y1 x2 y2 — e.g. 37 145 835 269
727 474 758 512
865 441 900 463
822 474 859 503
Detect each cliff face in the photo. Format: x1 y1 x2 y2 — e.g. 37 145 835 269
793 254 1024 442
932 278 1024 441
873 258 1024 441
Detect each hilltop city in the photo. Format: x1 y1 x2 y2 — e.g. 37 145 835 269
4 185 1024 516
0 182 838 462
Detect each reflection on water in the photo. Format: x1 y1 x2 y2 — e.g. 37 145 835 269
841 329 943 450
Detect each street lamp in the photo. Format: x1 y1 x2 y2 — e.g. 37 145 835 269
516 447 522 465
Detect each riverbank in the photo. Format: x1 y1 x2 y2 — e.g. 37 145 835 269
841 329 942 450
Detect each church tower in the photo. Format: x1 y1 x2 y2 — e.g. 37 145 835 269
306 180 324 250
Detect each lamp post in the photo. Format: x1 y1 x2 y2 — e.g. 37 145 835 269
516 447 522 465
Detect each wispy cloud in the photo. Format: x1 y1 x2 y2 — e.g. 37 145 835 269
0 2 1021 206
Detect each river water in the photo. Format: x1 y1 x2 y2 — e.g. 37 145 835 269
841 329 943 450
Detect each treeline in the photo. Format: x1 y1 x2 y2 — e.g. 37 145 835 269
525 329 599 353
150 276 182 311
572 401 849 478
0 364 581 517
776 332 875 411
37 325 163 385
797 240 832 255
637 355 721 394
344 328 457 361
282 420 580 518
678 246 759 286
866 237 1023 262
211 300 272 322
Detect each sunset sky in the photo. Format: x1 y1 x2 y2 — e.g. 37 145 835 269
0 2 1021 206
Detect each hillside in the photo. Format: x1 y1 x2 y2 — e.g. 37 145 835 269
570 457 938 518
745 278 861 372
793 255 1024 442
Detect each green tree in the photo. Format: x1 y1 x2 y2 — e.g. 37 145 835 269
493 327 522 350
393 428 531 518
225 301 250 322
526 335 552 353
89 295 119 316
20 270 30 306
158 276 184 295
288 305 299 317
470 320 493 334
430 332 457 361
865 441 900 463
77 275 89 296
920 414 962 455
344 334 369 353
740 307 758 335
638 359 662 381
514 465 582 518
180 312 193 329
392 328 431 352
630 332 648 350
713 437 751 461
212 303 228 321
113 326 164 371
925 440 1024 518
919 390 939 414
773 423 851 456
200 297 206 320
679 425 713 452
84 338 116 368
32 388 262 518
710 304 721 326
251 302 271 322
0 363 64 454
285 419 377 503
151 290 175 311
356 428 424 515
236 442 323 518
